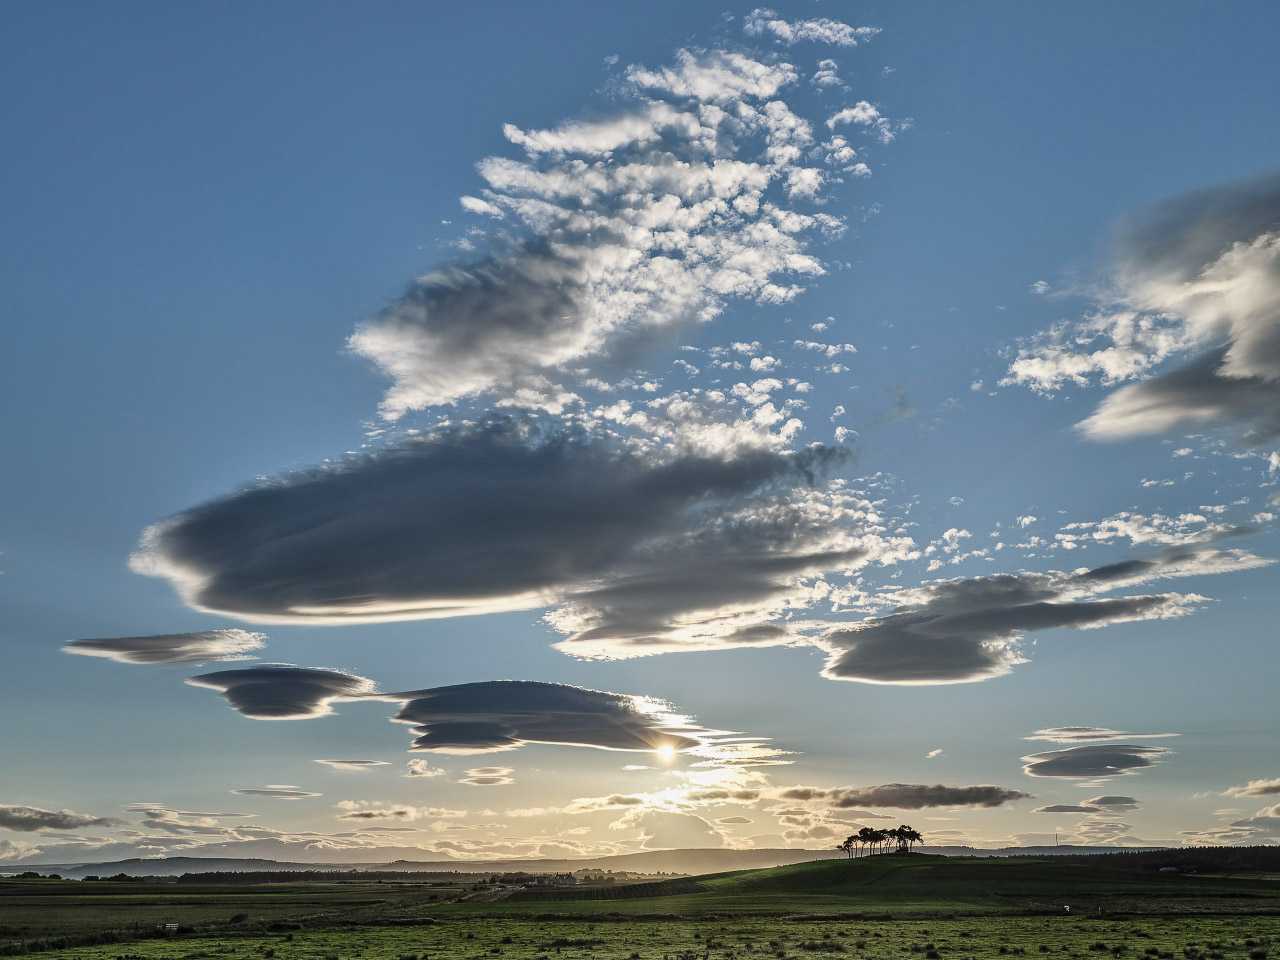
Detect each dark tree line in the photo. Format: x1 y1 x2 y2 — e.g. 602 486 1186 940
837 825 924 857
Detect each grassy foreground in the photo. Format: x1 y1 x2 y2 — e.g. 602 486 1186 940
2 855 1278 960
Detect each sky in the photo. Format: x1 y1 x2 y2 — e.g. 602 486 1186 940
3 1 1280 866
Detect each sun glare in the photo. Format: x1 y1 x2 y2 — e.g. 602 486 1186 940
656 744 677 762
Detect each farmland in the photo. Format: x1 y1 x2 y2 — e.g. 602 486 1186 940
3 856 1279 960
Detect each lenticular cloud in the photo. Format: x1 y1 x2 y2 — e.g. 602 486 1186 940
130 424 862 630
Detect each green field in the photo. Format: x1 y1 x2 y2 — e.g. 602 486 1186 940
3 855 1278 960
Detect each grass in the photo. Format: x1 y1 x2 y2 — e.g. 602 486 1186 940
2 855 1278 959
448 856 1280 917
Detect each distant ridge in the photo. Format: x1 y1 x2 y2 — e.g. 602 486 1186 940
1 845 1169 880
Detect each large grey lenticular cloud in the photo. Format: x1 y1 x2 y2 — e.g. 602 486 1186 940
186 666 378 719
132 424 855 633
180 670 739 761
1020 743 1174 779
1005 171 1280 445
817 547 1268 684
0 804 127 832
776 783 1031 809
377 681 713 755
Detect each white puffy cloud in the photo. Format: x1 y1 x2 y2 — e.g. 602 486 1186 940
1224 776 1280 797
1004 172 1280 446
743 9 880 47
350 46 892 418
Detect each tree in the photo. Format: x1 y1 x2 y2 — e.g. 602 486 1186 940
902 826 924 851
888 824 924 852
857 826 879 857
837 836 855 858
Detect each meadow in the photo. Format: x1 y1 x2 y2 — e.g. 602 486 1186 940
3 856 1277 960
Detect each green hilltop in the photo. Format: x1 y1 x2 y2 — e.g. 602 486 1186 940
460 853 1280 917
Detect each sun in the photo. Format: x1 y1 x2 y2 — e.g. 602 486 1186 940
656 744 677 762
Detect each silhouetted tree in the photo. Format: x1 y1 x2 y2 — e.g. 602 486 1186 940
887 824 924 852
857 826 879 857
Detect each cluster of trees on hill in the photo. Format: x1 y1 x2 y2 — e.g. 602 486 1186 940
837 825 924 857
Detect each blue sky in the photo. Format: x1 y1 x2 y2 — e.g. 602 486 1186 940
3 2 1280 863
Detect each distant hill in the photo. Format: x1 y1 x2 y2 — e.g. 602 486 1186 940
0 857 381 880
2 844 1172 881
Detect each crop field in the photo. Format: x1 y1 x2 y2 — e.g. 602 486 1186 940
2 857 1278 960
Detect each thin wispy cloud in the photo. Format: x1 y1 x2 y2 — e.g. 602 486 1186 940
63 630 266 664
743 9 881 48
1025 727 1179 744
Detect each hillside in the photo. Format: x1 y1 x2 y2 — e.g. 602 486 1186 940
476 853 1280 916
3 845 1175 881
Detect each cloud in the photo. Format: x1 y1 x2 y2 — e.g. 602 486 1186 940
459 767 515 787
0 840 38 861
1032 804 1099 814
404 760 447 778
125 43 918 675
1004 171 1280 446
348 45 893 418
1055 512 1259 550
230 787 323 799
1224 776 1280 797
1025 727 1179 743
1085 795 1141 811
135 424 910 661
817 547 1254 684
616 809 726 849
335 806 418 821
1020 744 1173 779
380 680 714 755
717 816 753 824
314 760 391 771
186 666 377 719
776 783 1031 810
63 629 266 664
743 9 880 47
0 804 127 832
926 748 944 759
1032 796 1139 814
